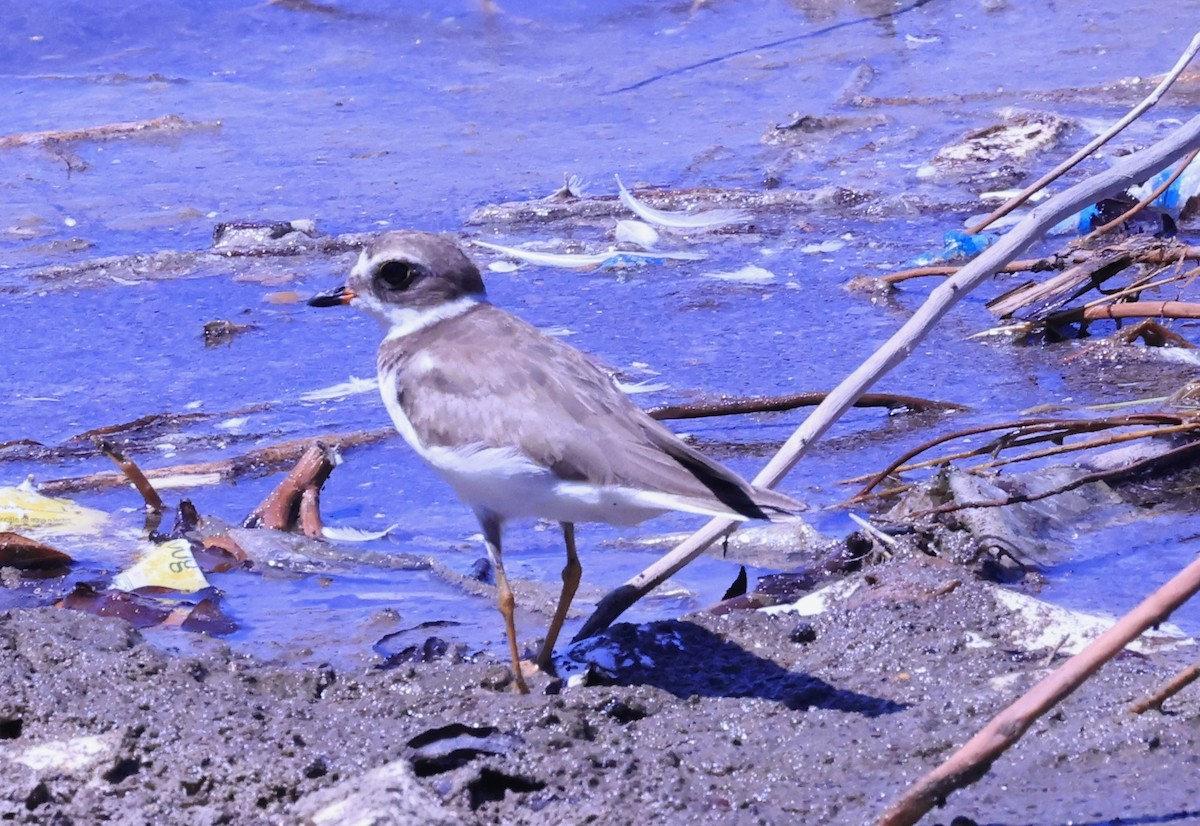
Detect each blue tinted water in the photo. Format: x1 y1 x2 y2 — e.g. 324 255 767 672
2 0 1198 663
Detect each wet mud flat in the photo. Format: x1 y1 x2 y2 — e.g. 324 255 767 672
3 545 1198 826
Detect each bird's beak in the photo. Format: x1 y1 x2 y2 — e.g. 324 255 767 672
307 285 357 307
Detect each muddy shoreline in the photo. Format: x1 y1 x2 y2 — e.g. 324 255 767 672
3 547 1198 825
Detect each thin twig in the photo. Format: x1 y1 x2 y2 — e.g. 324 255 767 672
850 415 1178 498
93 437 164 512
1076 263 1199 310
910 439 1200 518
970 422 1200 473
1130 660 1200 714
966 30 1200 235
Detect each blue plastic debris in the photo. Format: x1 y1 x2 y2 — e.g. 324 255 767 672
1051 157 1200 236
599 253 658 269
1048 204 1101 235
1132 160 1200 215
909 230 997 266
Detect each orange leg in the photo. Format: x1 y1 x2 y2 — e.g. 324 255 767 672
480 512 528 694
536 522 581 673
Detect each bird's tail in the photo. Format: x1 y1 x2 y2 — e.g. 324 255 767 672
659 437 805 522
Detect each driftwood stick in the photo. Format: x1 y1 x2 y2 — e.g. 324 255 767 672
93 437 164 512
1129 660 1200 714
965 30 1200 235
1054 300 1200 323
0 114 218 148
576 105 1200 643
299 486 324 539
243 442 338 532
650 391 967 420
878 245 1200 286
39 428 391 495
880 258 1053 284
877 552 1200 825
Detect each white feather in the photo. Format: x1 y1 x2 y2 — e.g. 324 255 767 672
614 174 750 229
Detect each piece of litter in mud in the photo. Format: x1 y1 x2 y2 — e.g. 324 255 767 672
216 416 249 432
615 219 660 248
112 538 210 593
322 524 397 542
1131 158 1200 215
300 375 379 401
0 480 107 537
701 264 775 283
10 733 119 775
801 239 845 254
487 259 520 273
614 174 750 229
763 579 864 617
992 588 1193 655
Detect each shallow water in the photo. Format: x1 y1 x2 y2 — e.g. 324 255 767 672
3 0 1199 664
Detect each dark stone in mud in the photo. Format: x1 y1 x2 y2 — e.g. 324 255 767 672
788 621 817 644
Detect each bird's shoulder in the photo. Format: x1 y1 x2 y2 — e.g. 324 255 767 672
379 304 653 470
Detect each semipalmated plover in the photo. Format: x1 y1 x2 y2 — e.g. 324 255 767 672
309 231 801 693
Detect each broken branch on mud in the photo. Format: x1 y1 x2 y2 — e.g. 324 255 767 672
243 442 340 536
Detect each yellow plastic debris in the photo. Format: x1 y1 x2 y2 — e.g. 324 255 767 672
0 480 107 536
112 539 210 593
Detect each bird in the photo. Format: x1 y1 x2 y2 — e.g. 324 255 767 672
308 231 802 693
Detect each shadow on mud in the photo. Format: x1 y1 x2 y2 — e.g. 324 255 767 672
575 619 906 716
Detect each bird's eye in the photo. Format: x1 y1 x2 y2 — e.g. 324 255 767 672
376 260 421 290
